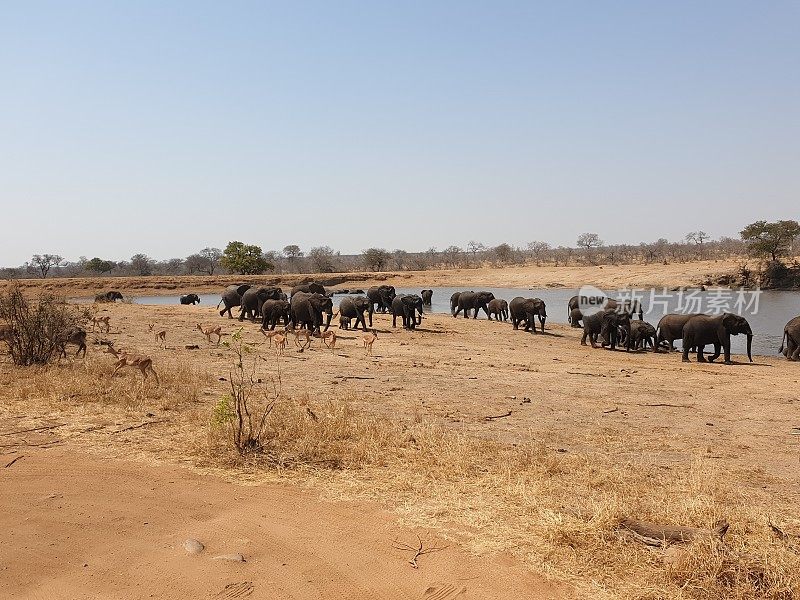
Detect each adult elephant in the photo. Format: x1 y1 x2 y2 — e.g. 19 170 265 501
421 289 433 305
218 284 251 318
391 294 424 330
95 291 123 303
291 282 326 297
179 293 200 305
260 299 291 330
682 313 753 364
338 295 373 331
450 292 466 316
454 291 495 319
569 308 583 328
656 313 702 350
290 292 334 333
779 316 800 361
487 298 508 321
239 287 284 322
605 298 644 320
581 309 629 349
567 295 580 317
509 297 547 333
367 285 396 313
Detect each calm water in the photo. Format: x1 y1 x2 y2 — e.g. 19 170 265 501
132 287 799 356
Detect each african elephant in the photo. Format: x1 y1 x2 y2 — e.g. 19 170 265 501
217 284 252 318
391 294 423 329
290 292 334 333
338 295 373 331
509 297 547 333
779 316 800 361
625 320 657 350
567 295 580 316
367 285 396 313
656 313 702 350
450 292 466 316
421 289 433 305
180 293 200 305
260 299 291 330
682 313 753 364
605 298 644 320
569 308 583 327
291 282 326 297
95 291 123 303
487 298 508 321
599 310 631 350
454 291 495 319
239 287 284 322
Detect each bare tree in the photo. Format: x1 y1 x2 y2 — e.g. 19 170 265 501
29 254 64 278
199 247 222 275
362 248 391 272
442 245 463 268
493 243 514 265
526 241 550 266
308 246 337 273
576 233 603 251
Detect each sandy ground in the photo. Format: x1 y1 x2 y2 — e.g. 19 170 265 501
1 258 749 298
1 448 560 600
2 298 800 597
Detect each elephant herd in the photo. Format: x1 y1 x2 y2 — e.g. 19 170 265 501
449 291 547 334
567 294 757 365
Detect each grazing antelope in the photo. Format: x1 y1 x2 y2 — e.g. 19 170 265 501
196 323 222 345
154 329 166 347
56 327 87 359
273 334 287 355
319 330 337 350
91 315 111 333
105 346 159 384
362 330 378 356
287 326 312 350
261 328 283 347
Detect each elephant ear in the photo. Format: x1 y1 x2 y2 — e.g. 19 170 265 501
722 313 738 329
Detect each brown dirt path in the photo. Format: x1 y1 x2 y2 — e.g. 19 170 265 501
1 448 566 600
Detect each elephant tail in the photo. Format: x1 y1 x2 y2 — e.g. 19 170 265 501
216 299 223 309
779 330 787 355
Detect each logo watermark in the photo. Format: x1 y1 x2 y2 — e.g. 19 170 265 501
575 286 761 316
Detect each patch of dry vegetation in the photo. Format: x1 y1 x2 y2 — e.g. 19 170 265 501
194 356 800 599
3 343 798 599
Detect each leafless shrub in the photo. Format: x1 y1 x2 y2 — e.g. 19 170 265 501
0 287 87 365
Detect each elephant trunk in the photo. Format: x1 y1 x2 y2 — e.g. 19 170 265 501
323 311 333 331
746 333 753 363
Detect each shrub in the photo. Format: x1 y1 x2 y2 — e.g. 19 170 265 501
0 287 86 365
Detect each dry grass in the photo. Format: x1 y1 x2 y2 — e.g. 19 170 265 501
194 368 800 600
3 350 798 600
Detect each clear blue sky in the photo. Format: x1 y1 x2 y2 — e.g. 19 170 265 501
1 1 798 265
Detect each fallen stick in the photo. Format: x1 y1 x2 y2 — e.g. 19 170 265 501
637 403 695 409
619 518 729 545
567 371 606 377
4 455 24 468
112 420 165 434
0 423 66 437
603 407 619 414
484 411 512 421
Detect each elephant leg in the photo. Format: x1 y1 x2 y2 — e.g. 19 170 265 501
708 343 721 362
512 318 519 330
392 314 397 328
723 338 732 364
696 345 707 362
790 341 800 361
581 330 588 345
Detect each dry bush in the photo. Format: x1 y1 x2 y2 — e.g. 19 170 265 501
0 286 88 365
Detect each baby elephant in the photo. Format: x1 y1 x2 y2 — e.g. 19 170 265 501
626 320 657 351
487 298 508 321
180 293 200 305
569 308 583 328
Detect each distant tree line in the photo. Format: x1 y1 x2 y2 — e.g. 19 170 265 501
3 221 799 288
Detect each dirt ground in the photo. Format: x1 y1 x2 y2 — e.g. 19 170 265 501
2 296 800 598
0 257 749 298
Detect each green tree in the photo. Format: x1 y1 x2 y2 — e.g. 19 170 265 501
740 220 800 262
85 257 117 274
220 241 273 275
362 248 391 271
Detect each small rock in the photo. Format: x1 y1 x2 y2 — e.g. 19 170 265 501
212 553 246 563
183 539 205 555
